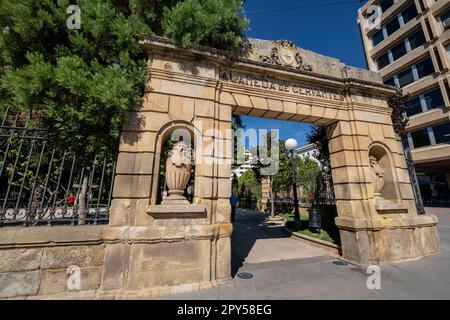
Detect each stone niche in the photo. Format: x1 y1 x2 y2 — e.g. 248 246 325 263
369 144 408 214
147 125 207 222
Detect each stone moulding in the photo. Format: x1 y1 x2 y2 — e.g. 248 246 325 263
102 224 232 244
375 202 408 214
139 35 396 95
95 279 230 300
0 225 104 249
147 204 207 219
335 214 438 231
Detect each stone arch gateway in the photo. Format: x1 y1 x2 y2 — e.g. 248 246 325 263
100 36 440 298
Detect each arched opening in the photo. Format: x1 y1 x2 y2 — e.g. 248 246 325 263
368 143 400 201
152 123 196 205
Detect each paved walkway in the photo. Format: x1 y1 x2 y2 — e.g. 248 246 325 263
230 208 330 273
158 207 450 300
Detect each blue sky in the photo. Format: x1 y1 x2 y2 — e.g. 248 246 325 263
240 0 366 147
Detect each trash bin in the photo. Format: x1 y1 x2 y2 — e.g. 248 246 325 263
308 207 321 233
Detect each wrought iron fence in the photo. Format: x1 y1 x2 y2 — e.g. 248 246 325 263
266 170 336 213
0 110 117 227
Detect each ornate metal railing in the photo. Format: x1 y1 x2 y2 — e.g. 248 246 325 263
0 110 117 227
269 171 336 213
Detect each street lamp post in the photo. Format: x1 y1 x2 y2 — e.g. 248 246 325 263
285 138 300 222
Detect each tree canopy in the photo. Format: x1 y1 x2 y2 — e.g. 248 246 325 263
0 0 248 156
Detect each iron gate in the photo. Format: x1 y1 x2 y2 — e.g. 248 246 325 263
0 110 117 227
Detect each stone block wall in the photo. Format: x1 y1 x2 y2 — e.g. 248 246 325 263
0 226 104 299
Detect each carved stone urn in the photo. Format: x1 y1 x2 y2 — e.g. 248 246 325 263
162 138 193 205
370 156 385 199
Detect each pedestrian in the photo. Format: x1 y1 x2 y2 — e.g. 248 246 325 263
229 193 238 223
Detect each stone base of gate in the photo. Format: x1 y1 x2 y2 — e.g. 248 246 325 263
96 279 229 299
98 223 233 298
336 214 440 265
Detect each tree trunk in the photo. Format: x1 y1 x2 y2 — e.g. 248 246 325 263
77 172 89 225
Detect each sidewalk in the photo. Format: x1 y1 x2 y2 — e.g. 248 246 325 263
156 208 450 300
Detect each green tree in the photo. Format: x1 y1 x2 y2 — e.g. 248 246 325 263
0 0 249 156
162 0 248 49
0 0 154 156
0 0 249 219
237 170 261 207
272 139 320 197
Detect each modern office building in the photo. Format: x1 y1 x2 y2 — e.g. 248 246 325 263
358 0 450 206
231 149 257 178
295 143 321 167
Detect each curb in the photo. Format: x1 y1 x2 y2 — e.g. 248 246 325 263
282 216 342 255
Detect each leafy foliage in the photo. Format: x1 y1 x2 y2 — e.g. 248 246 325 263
237 170 261 204
0 0 154 157
0 0 249 158
249 134 321 197
162 0 248 49
388 90 409 137
306 125 330 166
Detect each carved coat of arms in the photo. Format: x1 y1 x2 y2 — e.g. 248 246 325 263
260 40 312 72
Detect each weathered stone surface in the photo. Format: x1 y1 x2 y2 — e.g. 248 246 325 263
39 266 102 296
113 175 152 198
215 237 231 281
169 96 195 122
119 131 157 153
127 240 210 289
0 270 41 298
41 245 104 269
195 99 215 118
215 199 231 223
0 248 43 273
116 152 155 175
100 243 130 291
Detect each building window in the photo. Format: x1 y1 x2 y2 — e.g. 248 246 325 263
406 121 450 149
384 77 396 86
415 57 434 78
406 87 445 117
408 29 426 51
411 128 431 148
440 8 450 31
397 67 415 87
377 52 391 69
406 96 422 117
401 3 419 25
423 87 445 110
370 3 419 47
385 56 435 88
391 41 407 60
380 0 395 13
372 29 385 47
385 16 401 36
375 28 426 70
432 122 450 144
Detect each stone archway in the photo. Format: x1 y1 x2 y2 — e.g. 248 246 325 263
99 36 440 298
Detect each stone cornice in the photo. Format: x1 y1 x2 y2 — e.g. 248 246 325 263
139 35 397 97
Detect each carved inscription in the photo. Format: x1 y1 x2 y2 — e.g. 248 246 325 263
220 70 345 102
